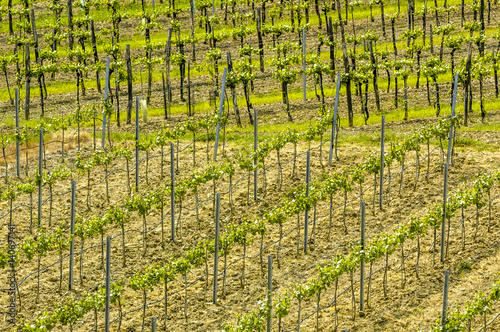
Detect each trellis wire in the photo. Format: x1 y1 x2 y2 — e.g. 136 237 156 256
3 128 472 332
34 185 500 332
3 140 440 292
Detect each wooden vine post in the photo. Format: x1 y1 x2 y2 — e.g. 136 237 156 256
69 180 76 290
188 61 192 116
213 68 228 161
254 108 258 201
126 45 133 124
451 73 458 117
189 0 196 60
302 28 306 101
31 8 45 117
360 201 366 314
267 254 273 332
7 184 16 325
213 193 221 304
369 41 381 112
336 0 354 127
464 43 472 126
105 236 111 332
166 28 172 110
15 88 20 177
171 142 175 242
226 52 241 126
440 162 449 263
67 0 73 49
446 127 453 169
450 73 458 165
303 150 311 253
7 0 12 34
327 18 335 73
101 58 111 149
257 8 264 72
329 73 341 166
441 270 450 328
37 130 43 226
135 97 140 192
24 43 30 120
444 125 454 256
90 20 101 94
379 116 385 209
151 317 157 332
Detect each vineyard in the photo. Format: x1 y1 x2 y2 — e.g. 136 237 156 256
0 0 500 331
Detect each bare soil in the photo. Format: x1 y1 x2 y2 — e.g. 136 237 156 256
1 114 499 331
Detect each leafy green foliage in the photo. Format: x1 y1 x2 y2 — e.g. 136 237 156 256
432 277 500 331
16 282 123 331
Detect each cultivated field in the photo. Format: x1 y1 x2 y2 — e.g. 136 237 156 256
1 0 500 331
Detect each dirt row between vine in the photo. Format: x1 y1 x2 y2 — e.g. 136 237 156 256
1 130 499 331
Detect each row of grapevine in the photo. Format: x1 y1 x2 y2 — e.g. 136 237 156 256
1 0 495 128
13 115 456 330
16 282 123 332
224 170 499 331
0 105 339 296
432 275 500 331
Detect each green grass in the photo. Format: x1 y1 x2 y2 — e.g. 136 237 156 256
453 135 494 152
3 0 500 149
1 0 485 77
7 67 500 133
459 121 500 131
456 260 472 277
1 0 493 112
0 61 465 119
6 90 498 154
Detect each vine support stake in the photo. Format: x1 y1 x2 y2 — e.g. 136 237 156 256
302 28 306 101
448 74 458 163
165 29 172 116
90 20 101 95
151 317 157 332
24 43 30 120
267 254 273 332
441 270 450 328
189 0 196 61
7 188 16 325
135 96 140 192
67 0 73 49
254 108 258 201
329 73 341 166
379 115 385 209
15 88 20 177
126 45 132 124
463 43 472 126
69 180 76 290
256 8 264 72
37 129 43 226
451 73 458 117
171 142 175 242
446 127 453 167
213 68 228 161
187 61 192 116
213 193 221 304
440 162 449 263
360 201 366 313
105 236 111 332
101 57 110 149
304 150 311 254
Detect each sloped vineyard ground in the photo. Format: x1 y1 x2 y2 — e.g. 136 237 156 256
1 0 500 331
1 114 499 331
